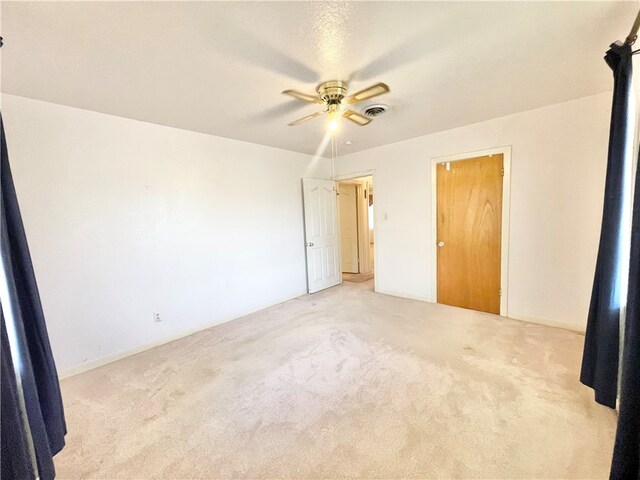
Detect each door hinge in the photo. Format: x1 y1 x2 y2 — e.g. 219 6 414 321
499 289 502 296
501 168 504 176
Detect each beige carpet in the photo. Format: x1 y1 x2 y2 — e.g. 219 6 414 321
55 280 616 479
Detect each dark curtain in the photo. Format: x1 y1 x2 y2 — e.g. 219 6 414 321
581 43 633 408
1 309 35 480
0 112 66 478
610 96 640 479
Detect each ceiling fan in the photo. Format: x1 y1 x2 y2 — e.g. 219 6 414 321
282 80 390 128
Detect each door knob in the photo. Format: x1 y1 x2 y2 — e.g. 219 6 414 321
437 241 445 247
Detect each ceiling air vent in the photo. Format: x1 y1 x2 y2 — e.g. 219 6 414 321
361 104 390 118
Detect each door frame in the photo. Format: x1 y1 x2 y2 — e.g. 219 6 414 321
334 169 378 292
430 146 512 316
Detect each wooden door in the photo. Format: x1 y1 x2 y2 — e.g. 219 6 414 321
339 183 359 273
436 155 503 314
302 178 341 293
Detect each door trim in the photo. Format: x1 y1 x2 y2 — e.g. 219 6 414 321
430 146 512 317
334 169 378 293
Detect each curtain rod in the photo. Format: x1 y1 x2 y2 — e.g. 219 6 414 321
625 8 640 45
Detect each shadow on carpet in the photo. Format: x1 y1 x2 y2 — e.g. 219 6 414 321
343 273 374 283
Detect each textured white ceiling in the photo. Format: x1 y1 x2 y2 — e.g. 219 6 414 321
1 1 636 156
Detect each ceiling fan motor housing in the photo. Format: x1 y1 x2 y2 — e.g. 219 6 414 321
317 80 348 106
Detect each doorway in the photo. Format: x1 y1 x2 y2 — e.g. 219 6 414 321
338 176 374 284
431 148 511 315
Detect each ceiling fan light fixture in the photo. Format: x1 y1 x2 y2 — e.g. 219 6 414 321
328 113 339 132
327 108 341 132
283 80 390 127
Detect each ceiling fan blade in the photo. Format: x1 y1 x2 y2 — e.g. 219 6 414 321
343 110 372 126
287 111 324 126
346 82 390 105
282 90 324 104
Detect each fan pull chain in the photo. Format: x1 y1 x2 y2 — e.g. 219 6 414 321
331 134 337 180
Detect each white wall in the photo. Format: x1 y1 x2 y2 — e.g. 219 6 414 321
336 92 612 331
2 94 330 373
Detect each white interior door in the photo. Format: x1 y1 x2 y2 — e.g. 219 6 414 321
339 183 359 273
302 178 341 293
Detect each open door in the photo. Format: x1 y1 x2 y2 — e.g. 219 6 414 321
339 183 359 273
302 178 341 293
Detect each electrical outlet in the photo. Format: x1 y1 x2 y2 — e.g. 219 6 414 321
154 313 162 323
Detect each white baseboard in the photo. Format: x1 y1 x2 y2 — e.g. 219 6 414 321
375 288 431 303
374 289 585 334
507 311 586 334
59 290 307 379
